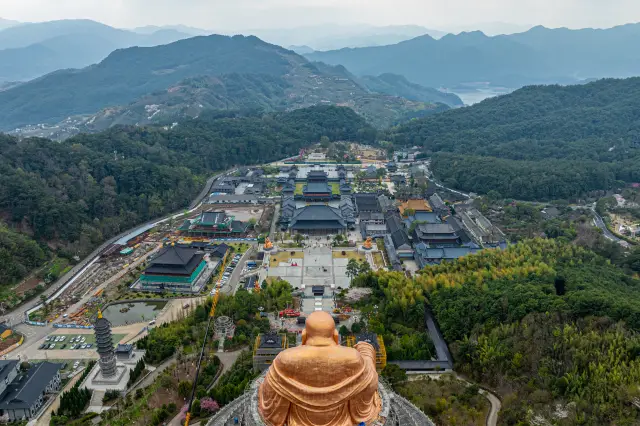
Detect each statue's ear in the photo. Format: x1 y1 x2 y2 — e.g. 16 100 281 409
301 329 307 345
333 329 339 345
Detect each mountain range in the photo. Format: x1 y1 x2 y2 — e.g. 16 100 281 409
241 24 448 51
306 23 640 89
0 34 459 136
0 20 192 82
131 25 211 36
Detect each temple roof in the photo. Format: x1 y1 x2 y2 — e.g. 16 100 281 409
304 182 332 194
289 205 347 229
200 211 229 225
145 246 204 275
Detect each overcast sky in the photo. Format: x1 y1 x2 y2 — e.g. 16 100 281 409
1 0 639 31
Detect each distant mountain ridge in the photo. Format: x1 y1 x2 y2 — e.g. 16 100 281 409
0 34 454 136
0 19 191 82
242 24 447 51
131 24 211 36
0 18 20 30
305 23 640 88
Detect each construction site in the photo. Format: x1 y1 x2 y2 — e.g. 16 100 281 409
26 203 267 327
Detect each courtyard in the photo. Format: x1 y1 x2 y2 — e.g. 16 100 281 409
266 245 373 314
266 246 353 290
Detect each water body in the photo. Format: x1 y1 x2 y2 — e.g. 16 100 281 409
103 300 167 326
444 84 515 106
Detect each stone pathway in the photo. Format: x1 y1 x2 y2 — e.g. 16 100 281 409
86 390 106 413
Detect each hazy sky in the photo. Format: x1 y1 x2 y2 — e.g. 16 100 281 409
1 0 639 30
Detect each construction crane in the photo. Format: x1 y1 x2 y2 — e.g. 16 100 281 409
184 250 229 426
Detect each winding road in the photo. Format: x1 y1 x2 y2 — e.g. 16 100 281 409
589 204 628 246
479 388 502 426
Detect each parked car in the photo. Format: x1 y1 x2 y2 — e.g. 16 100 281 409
86 344 93 348
61 344 66 349
70 344 76 350
38 344 45 350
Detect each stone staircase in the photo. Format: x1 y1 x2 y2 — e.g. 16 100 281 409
86 390 106 413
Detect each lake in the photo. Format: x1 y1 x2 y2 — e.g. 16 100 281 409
444 84 515 105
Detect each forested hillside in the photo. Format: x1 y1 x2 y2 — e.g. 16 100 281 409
0 106 370 288
0 34 443 134
358 73 463 107
390 77 640 199
354 239 640 424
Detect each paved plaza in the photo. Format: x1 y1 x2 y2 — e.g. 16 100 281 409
267 247 351 290
266 245 359 314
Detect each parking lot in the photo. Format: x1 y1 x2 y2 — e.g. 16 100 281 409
211 252 244 295
38 333 126 351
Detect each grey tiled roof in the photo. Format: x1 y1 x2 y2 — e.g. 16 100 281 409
0 361 18 385
0 362 61 410
289 205 347 230
145 246 204 275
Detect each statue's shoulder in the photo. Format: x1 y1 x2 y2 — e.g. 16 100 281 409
276 345 362 367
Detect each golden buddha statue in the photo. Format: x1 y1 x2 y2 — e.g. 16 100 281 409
363 237 373 250
258 311 381 426
264 237 274 250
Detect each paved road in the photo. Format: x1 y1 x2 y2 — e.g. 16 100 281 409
208 349 243 390
433 181 471 199
480 388 502 426
590 205 627 244
269 203 280 237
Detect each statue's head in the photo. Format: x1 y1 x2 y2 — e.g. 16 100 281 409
302 311 339 347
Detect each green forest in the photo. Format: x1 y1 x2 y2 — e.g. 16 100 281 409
0 106 370 288
354 239 640 424
390 77 640 200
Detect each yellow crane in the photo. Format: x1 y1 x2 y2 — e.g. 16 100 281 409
184 249 229 426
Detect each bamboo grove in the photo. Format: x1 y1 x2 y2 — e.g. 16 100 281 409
353 238 640 424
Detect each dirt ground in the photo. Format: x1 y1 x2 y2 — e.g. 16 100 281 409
269 251 304 267
0 336 20 351
14 276 42 295
332 251 365 260
214 206 264 222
